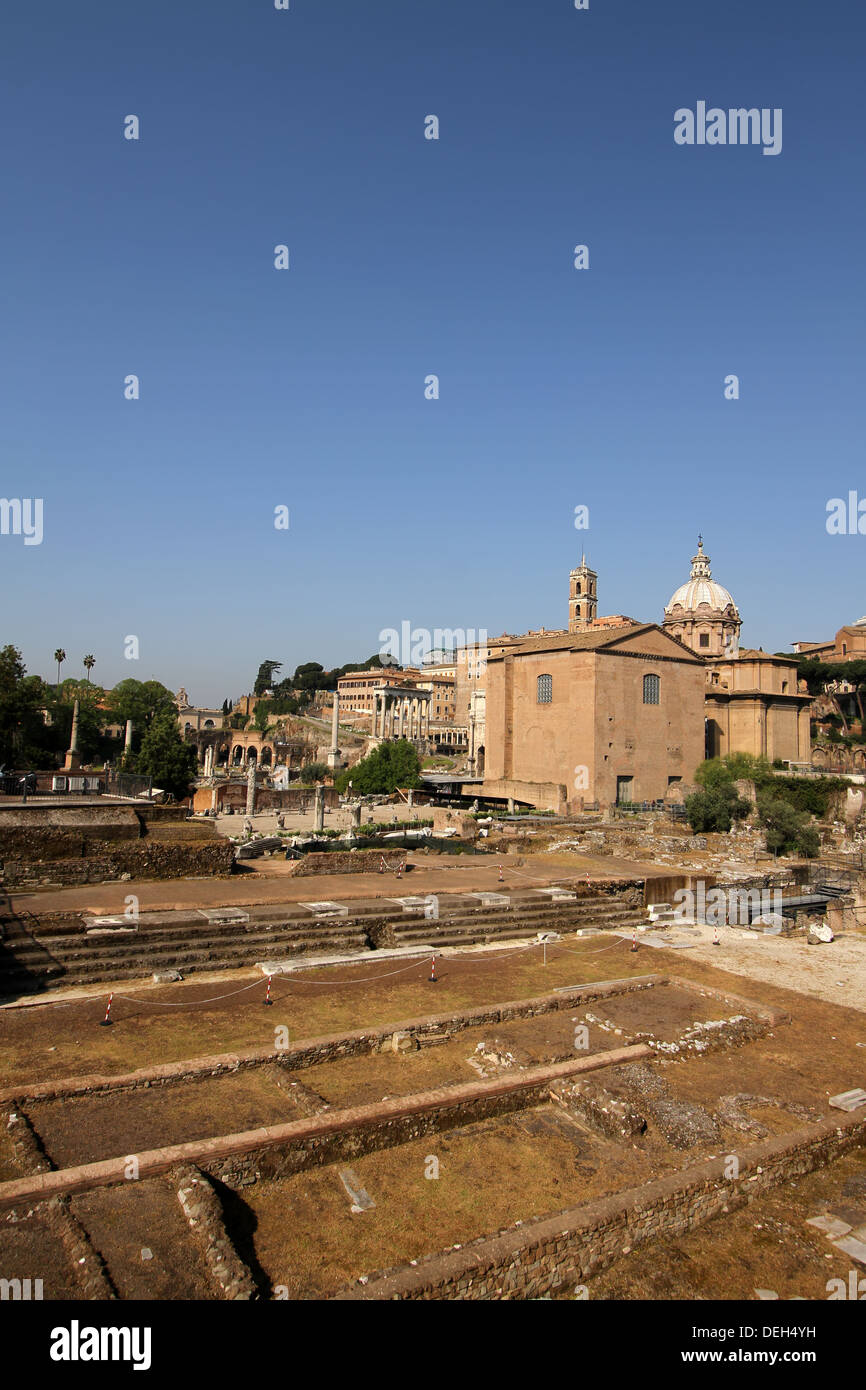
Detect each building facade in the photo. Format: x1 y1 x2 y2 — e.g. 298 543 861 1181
481 624 705 812
704 651 812 763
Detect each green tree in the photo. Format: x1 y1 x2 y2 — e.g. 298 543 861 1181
253 700 271 734
53 648 66 686
694 754 771 789
685 784 751 833
132 711 198 800
0 646 53 766
47 681 108 764
299 761 329 784
756 793 819 857
106 679 177 753
83 654 96 682
335 740 421 795
254 661 282 696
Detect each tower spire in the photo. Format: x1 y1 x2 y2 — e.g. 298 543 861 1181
568 555 598 633
690 536 711 580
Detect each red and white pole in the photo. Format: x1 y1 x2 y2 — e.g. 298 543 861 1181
429 953 437 983
100 992 114 1027
630 928 638 953
396 860 403 879
712 926 720 946
498 864 504 882
264 975 273 1005
379 855 385 874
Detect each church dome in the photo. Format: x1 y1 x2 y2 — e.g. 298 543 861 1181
664 539 738 616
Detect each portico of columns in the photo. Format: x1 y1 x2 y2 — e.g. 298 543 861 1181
371 687 431 741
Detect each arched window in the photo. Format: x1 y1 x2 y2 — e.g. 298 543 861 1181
643 673 660 705
537 673 552 704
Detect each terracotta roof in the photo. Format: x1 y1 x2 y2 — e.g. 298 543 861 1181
486 623 701 660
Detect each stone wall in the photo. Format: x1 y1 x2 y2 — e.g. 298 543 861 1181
2 839 234 888
0 1048 649 1212
203 785 340 814
292 848 405 876
1 978 663 1106
333 1110 866 1299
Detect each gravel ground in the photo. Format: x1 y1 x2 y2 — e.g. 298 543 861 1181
667 922 866 1014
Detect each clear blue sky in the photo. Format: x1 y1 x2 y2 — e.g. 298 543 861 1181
2 0 864 704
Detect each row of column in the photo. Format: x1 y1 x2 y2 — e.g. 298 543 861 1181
372 690 430 740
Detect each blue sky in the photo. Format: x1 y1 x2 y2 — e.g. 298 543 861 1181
2 0 864 704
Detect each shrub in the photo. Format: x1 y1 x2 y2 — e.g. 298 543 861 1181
685 785 751 833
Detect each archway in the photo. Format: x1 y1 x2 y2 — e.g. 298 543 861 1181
260 746 272 767
232 745 244 766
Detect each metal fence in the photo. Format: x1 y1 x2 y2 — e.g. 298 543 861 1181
104 771 154 799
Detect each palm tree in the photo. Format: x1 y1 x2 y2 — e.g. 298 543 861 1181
54 648 66 687
83 654 96 683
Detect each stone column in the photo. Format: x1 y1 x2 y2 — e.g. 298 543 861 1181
408 789 414 807
124 719 133 756
350 802 361 831
328 692 342 768
313 782 325 832
64 699 82 771
246 762 257 817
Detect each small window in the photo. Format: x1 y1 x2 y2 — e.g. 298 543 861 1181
643 674 660 705
699 633 710 648
537 673 552 704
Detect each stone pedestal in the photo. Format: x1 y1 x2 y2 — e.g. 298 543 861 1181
313 783 325 832
245 764 257 817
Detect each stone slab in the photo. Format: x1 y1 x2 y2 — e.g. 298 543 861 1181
805 1214 852 1238
339 1167 375 1213
829 1089 866 1112
198 908 250 925
831 1235 866 1266
468 893 511 908
298 901 349 917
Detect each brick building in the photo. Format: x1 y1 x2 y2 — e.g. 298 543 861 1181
481 624 705 812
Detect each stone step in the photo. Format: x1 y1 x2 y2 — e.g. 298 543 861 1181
0 890 645 994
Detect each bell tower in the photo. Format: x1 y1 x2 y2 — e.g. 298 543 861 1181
569 555 597 633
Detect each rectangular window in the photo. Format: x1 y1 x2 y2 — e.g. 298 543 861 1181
537 673 552 703
643 673 660 705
